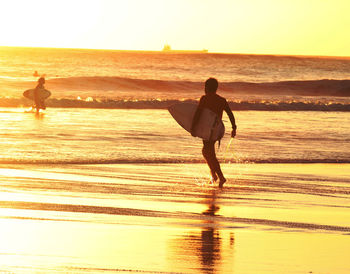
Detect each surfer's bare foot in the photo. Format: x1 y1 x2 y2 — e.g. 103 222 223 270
218 177 226 188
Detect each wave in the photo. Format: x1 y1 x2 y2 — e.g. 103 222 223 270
47 76 200 92
2 76 350 110
5 76 350 96
1 97 349 111
44 76 350 97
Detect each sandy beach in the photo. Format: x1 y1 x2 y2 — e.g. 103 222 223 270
0 163 349 273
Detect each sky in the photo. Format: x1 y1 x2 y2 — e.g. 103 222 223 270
0 0 349 56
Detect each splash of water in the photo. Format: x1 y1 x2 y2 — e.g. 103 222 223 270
223 138 234 163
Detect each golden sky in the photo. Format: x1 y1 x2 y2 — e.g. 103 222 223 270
1 0 349 56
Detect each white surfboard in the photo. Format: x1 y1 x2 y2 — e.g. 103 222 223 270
168 102 225 141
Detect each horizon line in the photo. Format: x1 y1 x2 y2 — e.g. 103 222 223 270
0 45 349 60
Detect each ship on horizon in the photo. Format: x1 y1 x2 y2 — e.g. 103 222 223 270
162 44 208 53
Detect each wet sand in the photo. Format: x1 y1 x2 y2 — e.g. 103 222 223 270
0 163 349 273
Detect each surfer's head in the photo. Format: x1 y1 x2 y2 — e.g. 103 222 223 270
38 77 45 85
205 78 218 94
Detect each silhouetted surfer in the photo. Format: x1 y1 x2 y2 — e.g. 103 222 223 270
191 78 237 188
33 77 47 114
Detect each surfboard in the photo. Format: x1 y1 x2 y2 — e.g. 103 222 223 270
168 102 225 141
23 88 51 100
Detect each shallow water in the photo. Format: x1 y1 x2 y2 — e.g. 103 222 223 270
0 108 349 164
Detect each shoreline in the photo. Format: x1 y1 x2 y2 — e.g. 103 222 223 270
0 100 350 112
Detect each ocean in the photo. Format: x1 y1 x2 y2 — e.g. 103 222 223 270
1 46 350 109
0 47 349 273
0 46 349 164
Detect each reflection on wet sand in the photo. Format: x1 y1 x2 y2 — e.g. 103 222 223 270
198 190 222 272
169 190 234 273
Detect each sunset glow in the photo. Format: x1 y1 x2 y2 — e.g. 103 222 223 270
0 0 349 56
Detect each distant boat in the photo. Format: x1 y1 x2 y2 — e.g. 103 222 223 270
163 44 172 51
162 44 208 53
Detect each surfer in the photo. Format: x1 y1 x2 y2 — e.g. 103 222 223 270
191 78 237 188
33 77 47 114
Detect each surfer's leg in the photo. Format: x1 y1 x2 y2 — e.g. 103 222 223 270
34 98 40 113
202 140 226 187
40 100 46 110
202 140 216 181
209 170 218 183
213 155 226 187
213 154 226 187
202 140 219 182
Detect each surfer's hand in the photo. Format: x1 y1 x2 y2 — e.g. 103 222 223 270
231 128 236 138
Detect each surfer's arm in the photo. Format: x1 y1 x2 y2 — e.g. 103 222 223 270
224 102 237 137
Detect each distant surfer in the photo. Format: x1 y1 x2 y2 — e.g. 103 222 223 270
191 78 237 188
33 77 47 114
23 77 51 114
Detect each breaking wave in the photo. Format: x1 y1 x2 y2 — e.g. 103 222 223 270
45 76 350 96
1 97 349 111
1 76 350 110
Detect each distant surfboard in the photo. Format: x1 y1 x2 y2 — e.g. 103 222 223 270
168 102 225 141
23 88 51 100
